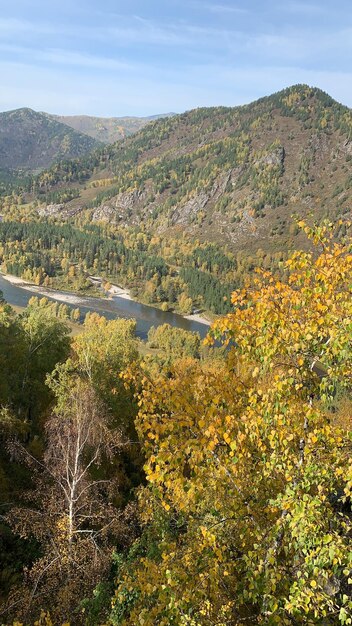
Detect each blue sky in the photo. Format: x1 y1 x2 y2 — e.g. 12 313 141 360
0 0 351 116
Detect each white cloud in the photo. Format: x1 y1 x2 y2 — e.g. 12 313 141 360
38 49 136 71
0 44 136 71
0 17 64 37
281 2 330 15
0 60 204 115
198 2 248 14
0 13 232 50
0 3 351 115
106 16 235 48
224 26 352 66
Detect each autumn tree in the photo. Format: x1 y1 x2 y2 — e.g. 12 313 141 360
16 298 70 423
1 314 142 625
0 299 72 612
72 314 139 428
112 223 352 625
4 378 135 624
0 302 22 413
147 324 201 364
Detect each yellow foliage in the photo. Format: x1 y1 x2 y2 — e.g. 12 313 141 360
114 223 352 625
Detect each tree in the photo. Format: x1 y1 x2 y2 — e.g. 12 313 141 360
177 292 193 315
16 299 70 423
0 301 70 608
5 378 133 624
0 302 20 409
72 314 139 425
70 307 81 323
0 297 70 425
147 324 201 364
112 223 352 625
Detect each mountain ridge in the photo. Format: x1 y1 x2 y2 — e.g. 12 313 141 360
45 112 176 144
19 85 349 247
0 107 175 175
3 84 352 260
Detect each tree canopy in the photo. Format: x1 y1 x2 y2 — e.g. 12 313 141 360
112 223 352 625
1 222 351 626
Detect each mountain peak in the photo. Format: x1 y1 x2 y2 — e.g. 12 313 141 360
256 84 345 109
4 107 37 117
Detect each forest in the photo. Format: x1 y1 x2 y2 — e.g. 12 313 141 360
0 218 261 315
0 222 351 625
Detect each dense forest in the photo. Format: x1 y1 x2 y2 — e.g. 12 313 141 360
0 219 262 315
0 223 351 625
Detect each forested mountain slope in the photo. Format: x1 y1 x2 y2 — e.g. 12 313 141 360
47 112 175 144
0 108 100 171
16 84 352 257
1 85 351 317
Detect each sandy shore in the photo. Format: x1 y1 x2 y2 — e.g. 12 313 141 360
1 273 88 306
88 275 132 301
108 284 133 301
2 273 133 306
183 313 211 326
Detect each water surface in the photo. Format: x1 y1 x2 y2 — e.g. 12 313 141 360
0 275 209 340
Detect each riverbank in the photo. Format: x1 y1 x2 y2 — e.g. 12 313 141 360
183 312 211 326
0 272 212 328
88 276 211 324
8 301 83 337
108 284 133 300
1 273 85 305
109 282 211 326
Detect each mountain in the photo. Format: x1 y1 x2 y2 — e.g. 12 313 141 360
46 112 175 144
0 108 101 172
25 85 351 257
1 85 351 317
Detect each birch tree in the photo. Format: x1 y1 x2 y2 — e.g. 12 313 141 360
4 379 134 624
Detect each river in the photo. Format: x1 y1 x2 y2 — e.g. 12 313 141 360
0 274 210 340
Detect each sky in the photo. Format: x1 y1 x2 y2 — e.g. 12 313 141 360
0 0 351 116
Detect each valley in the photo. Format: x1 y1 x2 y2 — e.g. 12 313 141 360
0 82 351 626
0 84 351 319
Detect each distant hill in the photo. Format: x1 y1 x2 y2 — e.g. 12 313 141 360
46 112 175 144
0 108 102 172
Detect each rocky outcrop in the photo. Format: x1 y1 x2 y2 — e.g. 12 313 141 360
92 189 150 224
37 203 82 219
341 139 352 156
255 146 285 167
171 170 236 225
171 191 209 225
91 204 119 223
